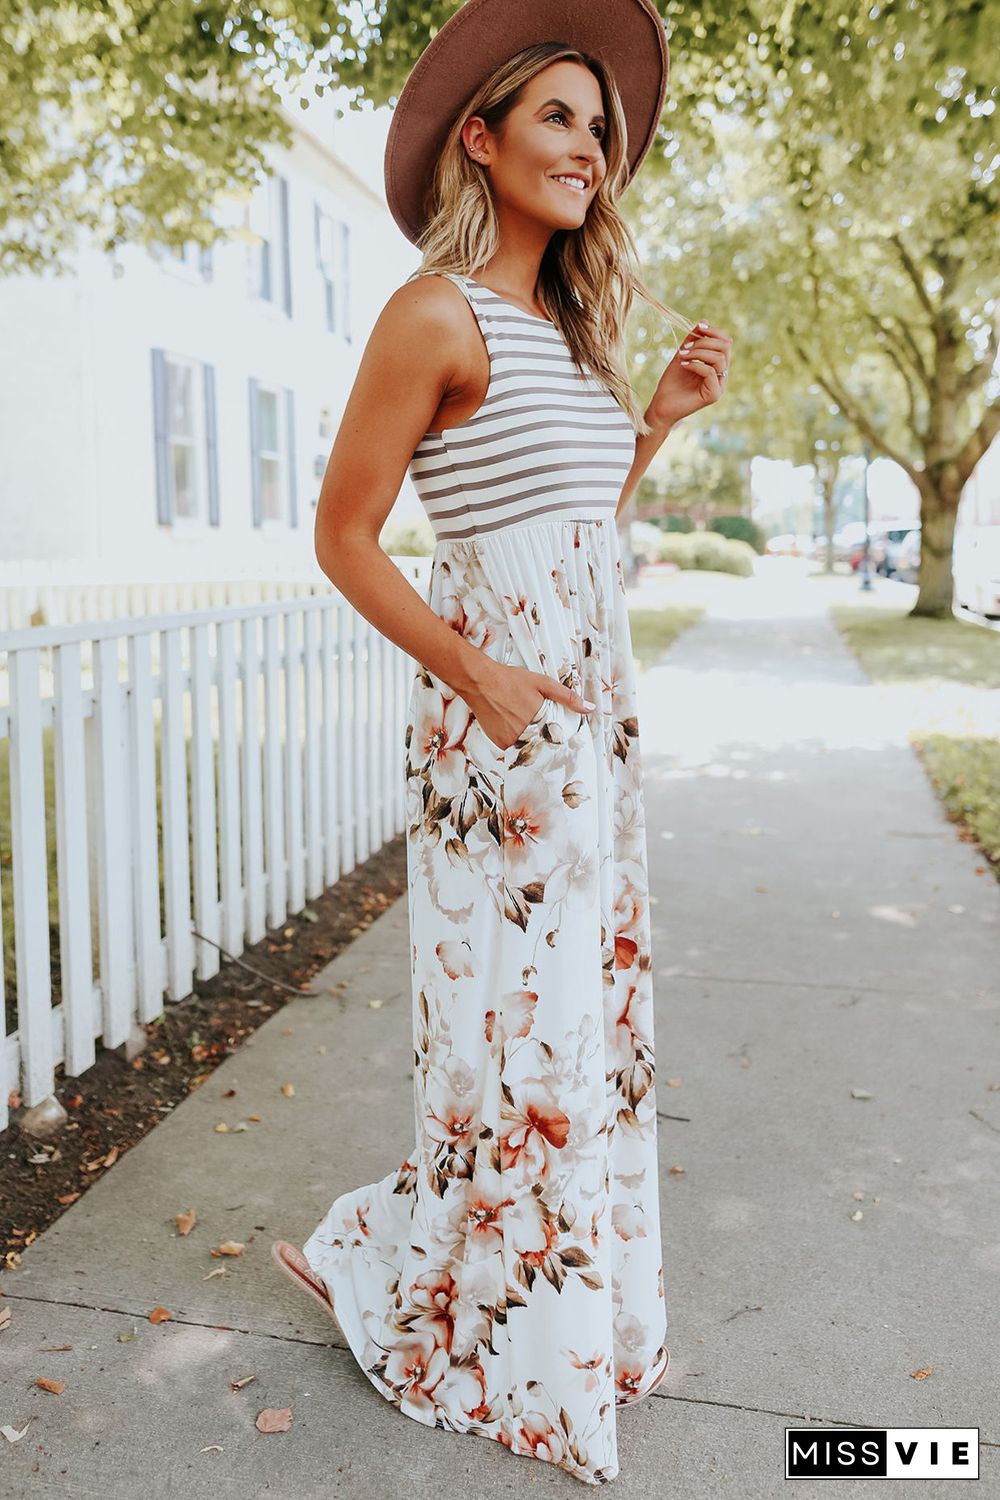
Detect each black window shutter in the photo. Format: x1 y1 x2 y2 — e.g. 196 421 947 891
204 363 220 526
151 347 172 525
248 377 262 527
285 387 297 528
279 177 292 317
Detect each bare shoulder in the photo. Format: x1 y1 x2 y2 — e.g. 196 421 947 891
375 273 475 350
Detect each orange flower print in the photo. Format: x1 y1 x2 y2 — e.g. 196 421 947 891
500 1081 571 1183
412 688 474 798
302 513 667 1489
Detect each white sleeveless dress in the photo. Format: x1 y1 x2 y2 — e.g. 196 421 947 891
302 272 669 1486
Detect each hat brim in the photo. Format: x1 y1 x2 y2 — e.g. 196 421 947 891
384 0 670 246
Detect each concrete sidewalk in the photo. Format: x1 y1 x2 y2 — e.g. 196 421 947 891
4 565 998 1498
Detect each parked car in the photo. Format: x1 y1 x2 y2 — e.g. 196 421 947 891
892 528 922 584
883 526 920 579
832 522 868 563
843 526 889 572
954 526 1000 618
871 527 916 576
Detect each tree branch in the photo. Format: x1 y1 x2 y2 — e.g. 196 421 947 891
788 330 924 485
890 232 937 322
861 307 926 441
954 397 1000 489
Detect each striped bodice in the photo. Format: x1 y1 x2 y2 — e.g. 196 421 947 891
407 273 637 542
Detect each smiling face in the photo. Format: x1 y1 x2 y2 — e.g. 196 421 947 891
465 59 608 230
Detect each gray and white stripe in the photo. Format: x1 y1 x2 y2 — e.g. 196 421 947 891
408 273 637 542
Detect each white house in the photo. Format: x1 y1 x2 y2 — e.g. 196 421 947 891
0 93 427 587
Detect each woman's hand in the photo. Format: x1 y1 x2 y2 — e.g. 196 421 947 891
465 662 595 752
647 320 734 428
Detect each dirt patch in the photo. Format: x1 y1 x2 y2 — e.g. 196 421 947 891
1 837 408 1265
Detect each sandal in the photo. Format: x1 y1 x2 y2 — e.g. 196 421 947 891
271 1240 341 1334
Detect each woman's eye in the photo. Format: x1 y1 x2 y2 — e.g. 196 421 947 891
546 109 604 141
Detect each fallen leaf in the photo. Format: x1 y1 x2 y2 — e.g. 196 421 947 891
176 1209 197 1237
850 1210 863 1221
211 1241 244 1258
214 1122 230 1133
247 1114 262 1122
0 1307 10 1331
35 1378 65 1394
200 1445 224 1453
148 1307 172 1324
117 1330 136 1342
57 1192 81 1205
281 1083 295 1097
665 1078 682 1088
256 1407 293 1433
1 1422 31 1443
668 1164 685 1175
202 1267 226 1280
231 1374 256 1390
910 1366 933 1380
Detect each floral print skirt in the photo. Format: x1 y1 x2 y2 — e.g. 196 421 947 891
302 516 668 1485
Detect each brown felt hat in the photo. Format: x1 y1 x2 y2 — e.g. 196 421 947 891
383 0 670 246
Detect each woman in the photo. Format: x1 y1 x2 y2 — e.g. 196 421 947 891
273 0 732 1483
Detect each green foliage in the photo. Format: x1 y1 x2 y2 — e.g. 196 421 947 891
0 0 338 271
708 514 765 554
662 515 695 533
379 515 436 556
651 531 755 577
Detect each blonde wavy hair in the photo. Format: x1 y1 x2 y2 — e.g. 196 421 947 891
406 41 692 436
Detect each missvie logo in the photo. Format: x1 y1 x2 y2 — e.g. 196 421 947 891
785 1428 979 1480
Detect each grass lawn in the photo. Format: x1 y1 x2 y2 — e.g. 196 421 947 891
628 603 705 669
829 600 1000 880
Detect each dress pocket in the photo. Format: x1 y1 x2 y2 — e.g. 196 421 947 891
471 693 547 760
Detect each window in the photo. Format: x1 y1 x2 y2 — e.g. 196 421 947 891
151 239 213 281
249 379 298 528
167 359 199 518
151 351 220 527
315 204 351 339
248 173 291 315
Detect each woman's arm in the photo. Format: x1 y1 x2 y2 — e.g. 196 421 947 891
614 407 677 522
313 277 500 704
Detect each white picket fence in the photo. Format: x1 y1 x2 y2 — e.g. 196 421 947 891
0 562 431 1129
0 558 335 633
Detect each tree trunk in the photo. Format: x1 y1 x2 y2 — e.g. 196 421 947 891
912 479 961 618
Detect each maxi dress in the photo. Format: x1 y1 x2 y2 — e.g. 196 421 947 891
302 272 668 1486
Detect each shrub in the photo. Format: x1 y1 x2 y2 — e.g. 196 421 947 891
651 531 754 576
380 516 436 555
709 514 766 554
